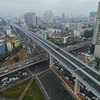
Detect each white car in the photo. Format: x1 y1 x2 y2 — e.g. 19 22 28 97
4 70 8 73
2 83 6 87
22 72 28 76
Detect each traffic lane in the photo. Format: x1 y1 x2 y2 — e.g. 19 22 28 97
0 58 49 78
76 70 100 93
38 70 74 100
0 69 30 89
72 59 100 82
73 60 100 82
67 45 90 52
82 67 100 82
0 55 48 75
52 51 77 70
38 70 71 100
29 60 49 74
0 69 30 81
58 49 100 82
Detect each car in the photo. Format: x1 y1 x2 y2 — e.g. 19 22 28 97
69 80 73 84
45 55 48 58
82 93 85 97
13 77 18 81
8 78 13 83
61 68 64 71
22 72 28 76
85 87 91 92
12 67 16 70
2 83 6 87
0 67 4 70
1 77 8 82
55 45 59 51
86 96 91 100
18 65 22 67
66 77 69 80
4 70 8 73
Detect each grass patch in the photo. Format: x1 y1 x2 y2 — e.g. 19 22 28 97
22 79 45 100
0 78 30 100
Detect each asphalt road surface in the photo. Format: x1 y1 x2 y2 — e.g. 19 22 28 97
29 60 49 74
38 69 74 100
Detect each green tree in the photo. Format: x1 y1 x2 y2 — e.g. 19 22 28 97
84 29 94 38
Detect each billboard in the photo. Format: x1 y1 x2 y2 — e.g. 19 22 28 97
0 46 5 55
14 40 20 47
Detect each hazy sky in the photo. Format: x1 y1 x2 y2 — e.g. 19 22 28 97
0 0 100 17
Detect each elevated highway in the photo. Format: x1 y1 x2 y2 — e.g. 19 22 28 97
64 41 91 52
0 54 49 78
11 24 100 99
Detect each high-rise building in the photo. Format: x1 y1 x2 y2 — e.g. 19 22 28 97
24 12 36 25
91 2 100 66
19 16 24 23
69 22 82 30
36 16 41 25
49 11 53 23
62 13 66 22
88 11 97 23
43 11 49 23
43 11 53 24
90 12 97 17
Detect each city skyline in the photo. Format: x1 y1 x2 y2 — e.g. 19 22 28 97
0 0 100 17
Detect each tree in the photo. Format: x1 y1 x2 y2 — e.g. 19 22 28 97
13 56 20 62
84 29 94 38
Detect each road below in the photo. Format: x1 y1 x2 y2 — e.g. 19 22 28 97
38 69 74 100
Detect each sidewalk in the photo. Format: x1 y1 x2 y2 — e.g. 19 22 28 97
18 77 34 100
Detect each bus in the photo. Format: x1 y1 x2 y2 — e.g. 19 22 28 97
55 45 59 50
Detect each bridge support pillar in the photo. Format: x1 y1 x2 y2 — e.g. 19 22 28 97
32 41 36 49
26 37 30 43
24 34 27 40
50 55 54 67
74 78 80 94
20 32 23 39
